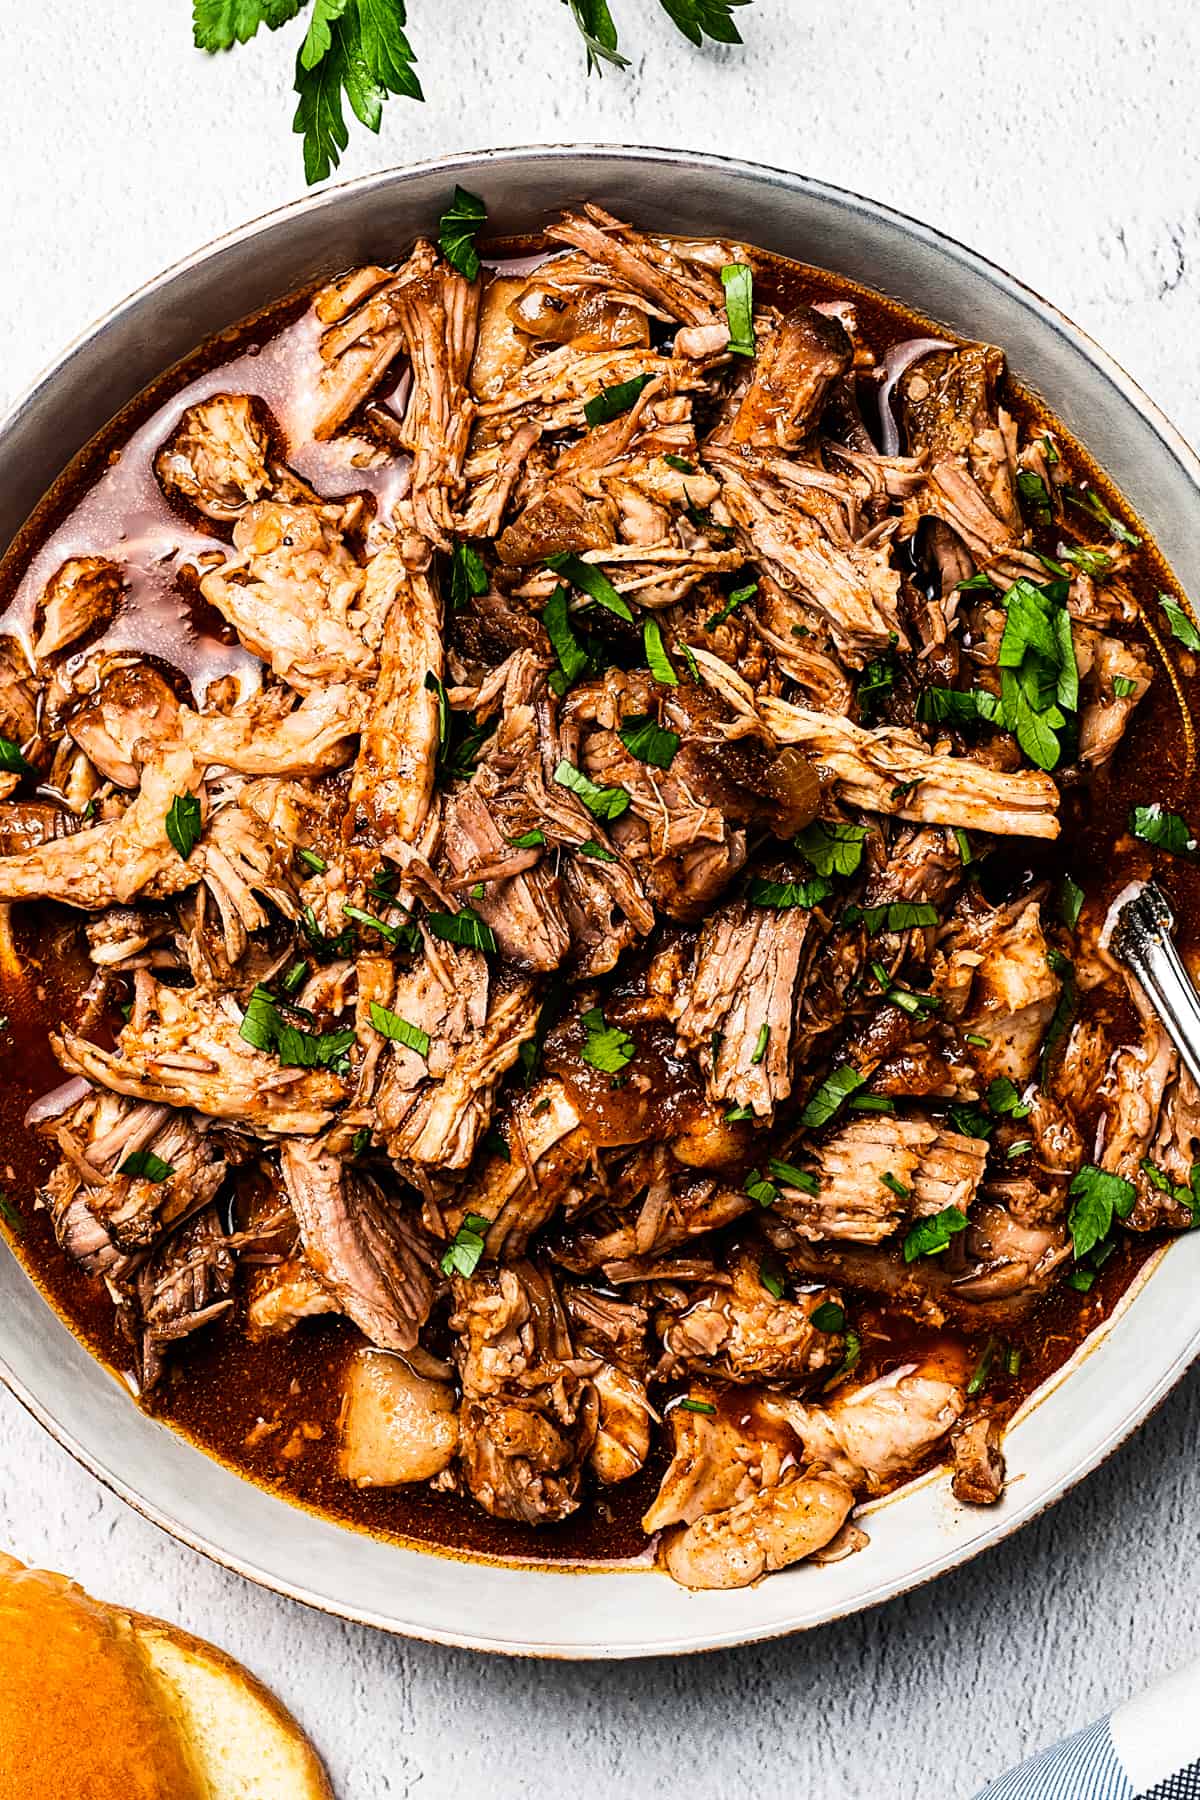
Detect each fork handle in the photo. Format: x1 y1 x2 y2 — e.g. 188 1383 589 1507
1110 881 1200 1091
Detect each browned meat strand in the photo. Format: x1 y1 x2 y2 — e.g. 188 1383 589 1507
0 195 1180 1592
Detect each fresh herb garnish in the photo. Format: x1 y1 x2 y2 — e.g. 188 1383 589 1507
509 828 546 849
842 901 939 935
903 1205 969 1262
848 1093 895 1113
1017 469 1052 523
1061 545 1113 579
986 1076 1030 1119
643 617 679 686
664 454 696 474
165 793 202 860
799 1063 865 1129
542 583 591 693
857 656 896 722
1067 1267 1096 1293
553 759 630 821
766 1158 818 1194
0 735 33 776
1066 486 1141 547
1158 593 1200 652
450 540 489 612
426 907 498 953
438 185 487 281
994 574 1079 771
953 827 973 866
745 1170 778 1208
965 1031 990 1048
881 1171 909 1200
1060 875 1084 930
580 1006 636 1076
949 1102 992 1139
342 903 405 948
720 262 755 356
239 985 356 1072
724 1103 755 1122
678 1397 717 1415
1067 1163 1136 1259
795 819 868 879
440 1212 492 1279
916 686 1003 729
350 1126 372 1158
118 1150 175 1182
747 875 833 910
1006 1139 1033 1159
1130 803 1197 856
0 1192 21 1234
811 1301 846 1333
544 552 633 622
1039 947 1077 1082
577 838 617 861
584 373 654 429
966 1336 998 1397
1112 675 1139 699
750 1022 770 1066
704 581 756 632
369 1002 431 1057
292 0 423 184
758 1258 785 1300
298 846 327 874
618 714 680 769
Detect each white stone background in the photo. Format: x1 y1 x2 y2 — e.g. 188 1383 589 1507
3 3 1200 1794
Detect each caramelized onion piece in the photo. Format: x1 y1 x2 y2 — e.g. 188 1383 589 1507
762 747 821 836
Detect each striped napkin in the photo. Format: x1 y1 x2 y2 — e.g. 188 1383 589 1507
976 1660 1200 1798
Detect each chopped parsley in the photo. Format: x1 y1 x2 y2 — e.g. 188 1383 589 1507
1066 485 1141 547
1067 1267 1096 1293
704 581 756 632
724 1103 756 1123
903 1205 969 1263
881 1171 910 1200
369 1003 430 1057
618 714 680 770
509 828 546 849
1112 674 1139 699
0 736 32 776
0 1192 21 1233
1158 593 1200 652
1130 803 1197 857
584 373 654 429
298 846 327 875
720 261 755 355
426 907 498 953
795 819 868 878
799 1063 865 1129
118 1150 175 1183
349 1127 372 1159
542 583 591 694
1060 875 1084 930
281 961 309 996
1039 947 1077 1082
751 1022 770 1065
544 552 633 622
238 986 355 1073
343 903 410 949
1061 545 1113 579
811 1301 846 1333
916 686 1003 729
949 1102 992 1139
848 1093 895 1113
1017 469 1052 523
842 901 939 935
643 617 679 686
165 793 202 861
827 1330 861 1386
745 1170 778 1208
767 1158 819 1194
856 656 896 721
553 759 630 821
747 874 833 910
438 185 486 282
577 838 617 861
580 1006 636 1076
1067 1163 1136 1259
987 1076 1030 1119
664 454 696 474
758 1259 785 1301
679 1398 717 1416
966 1335 998 1397
995 574 1078 771
440 1212 492 1279
953 827 973 866
450 540 489 612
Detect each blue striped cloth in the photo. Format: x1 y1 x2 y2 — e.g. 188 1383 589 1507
975 1662 1200 1798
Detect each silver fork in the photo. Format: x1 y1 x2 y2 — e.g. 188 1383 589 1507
1110 881 1200 1089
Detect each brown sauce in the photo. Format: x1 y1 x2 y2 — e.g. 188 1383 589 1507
0 232 1192 1568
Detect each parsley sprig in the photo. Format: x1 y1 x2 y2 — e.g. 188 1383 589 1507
195 1 753 182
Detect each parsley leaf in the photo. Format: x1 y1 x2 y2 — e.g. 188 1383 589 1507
545 552 633 622
1040 947 1077 1082
239 985 355 1072
856 656 896 722
1060 875 1084 930
842 901 939 935
450 541 488 612
426 907 498 953
759 1258 785 1301
553 759 630 821
369 1001 430 1056
745 1171 778 1208
916 686 1003 729
193 0 301 51
643 618 679 686
542 584 591 693
720 263 755 356
584 373 654 429
903 1205 969 1263
438 185 486 281
658 0 751 44
509 828 546 849
799 1064 865 1129
0 1191 21 1233
118 1150 175 1182
794 819 868 878
811 1301 845 1333
986 1076 1030 1119
704 581 756 631
0 735 32 777
618 714 680 770
440 1212 492 1278
580 1006 636 1076
1066 486 1141 547
165 793 203 861
1112 675 1139 699
1130 803 1197 857
1067 1163 1136 1259
293 1 423 187
748 875 833 910
561 0 629 71
1158 593 1200 652
767 1158 819 1194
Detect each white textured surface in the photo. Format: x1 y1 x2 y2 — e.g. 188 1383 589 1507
3 4 1200 1795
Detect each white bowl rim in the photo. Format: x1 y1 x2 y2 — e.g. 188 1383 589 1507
2 141 1199 1659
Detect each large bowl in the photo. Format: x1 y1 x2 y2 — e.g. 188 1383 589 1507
2 145 1198 1658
